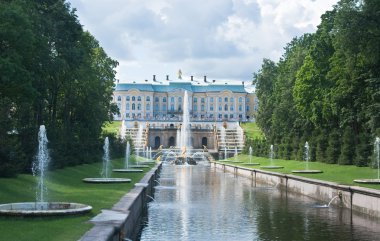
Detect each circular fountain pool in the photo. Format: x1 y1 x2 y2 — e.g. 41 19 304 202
292 170 323 174
353 179 380 184
82 178 131 183
0 202 92 216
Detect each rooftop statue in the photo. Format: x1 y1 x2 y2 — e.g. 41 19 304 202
178 69 182 79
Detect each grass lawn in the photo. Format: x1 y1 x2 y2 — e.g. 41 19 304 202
102 120 121 135
0 157 155 241
218 154 380 190
241 122 264 139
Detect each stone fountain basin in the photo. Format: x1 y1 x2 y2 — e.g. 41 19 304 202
113 169 143 173
353 179 380 184
138 161 156 164
82 178 131 183
128 165 149 168
0 202 92 216
261 166 284 169
292 170 323 174
244 163 260 166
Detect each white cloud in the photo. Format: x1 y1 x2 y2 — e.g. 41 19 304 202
68 0 337 82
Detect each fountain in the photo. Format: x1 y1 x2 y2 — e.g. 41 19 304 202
83 137 131 183
0 125 92 216
314 192 342 208
218 127 229 162
232 146 243 163
113 141 143 173
138 146 156 165
179 91 191 149
261 144 284 169
120 119 126 140
130 124 149 168
292 141 322 174
354 137 380 184
244 146 260 166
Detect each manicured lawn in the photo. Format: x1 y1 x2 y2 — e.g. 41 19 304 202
102 120 121 135
241 122 264 139
218 154 380 190
0 157 155 241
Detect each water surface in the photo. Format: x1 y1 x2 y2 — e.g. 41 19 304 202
139 165 380 241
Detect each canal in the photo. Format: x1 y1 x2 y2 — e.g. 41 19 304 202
138 164 380 240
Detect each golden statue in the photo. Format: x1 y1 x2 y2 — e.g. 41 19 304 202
180 146 187 158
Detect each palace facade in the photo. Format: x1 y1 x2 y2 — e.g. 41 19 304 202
113 75 257 122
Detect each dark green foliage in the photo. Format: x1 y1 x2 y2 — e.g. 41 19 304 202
253 0 378 167
338 126 356 165
355 132 372 167
0 0 118 177
315 130 328 163
325 130 341 164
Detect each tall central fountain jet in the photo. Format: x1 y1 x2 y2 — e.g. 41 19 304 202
179 90 191 149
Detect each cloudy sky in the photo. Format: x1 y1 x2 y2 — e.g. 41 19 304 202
68 0 338 83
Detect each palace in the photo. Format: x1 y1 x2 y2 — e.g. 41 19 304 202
113 75 257 122
112 74 257 152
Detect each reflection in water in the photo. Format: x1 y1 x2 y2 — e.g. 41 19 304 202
139 165 380 241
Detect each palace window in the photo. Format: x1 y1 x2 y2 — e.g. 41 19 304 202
194 105 198 111
210 105 214 111
224 104 228 111
239 97 243 103
239 105 242 111
155 97 159 102
230 97 234 102
155 104 159 111
210 97 214 103
218 114 222 119
239 114 243 119
246 97 250 103
132 96 136 101
246 106 250 111
126 96 130 101
126 103 130 110
230 114 234 118
201 105 205 111
137 104 141 110
201 98 205 103
178 97 182 103
137 96 141 101
178 105 182 111
162 104 166 111
146 104 150 111
171 97 174 102
117 96 121 101
219 105 222 111
132 103 135 110
224 97 228 102
146 96 150 101
219 97 222 102
230 105 234 111
194 97 197 103
125 113 130 118
163 97 167 102
224 114 228 119
171 104 174 111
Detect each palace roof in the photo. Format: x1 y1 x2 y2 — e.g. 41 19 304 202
115 80 252 93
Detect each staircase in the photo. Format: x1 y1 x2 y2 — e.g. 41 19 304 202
124 127 148 154
216 127 244 153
